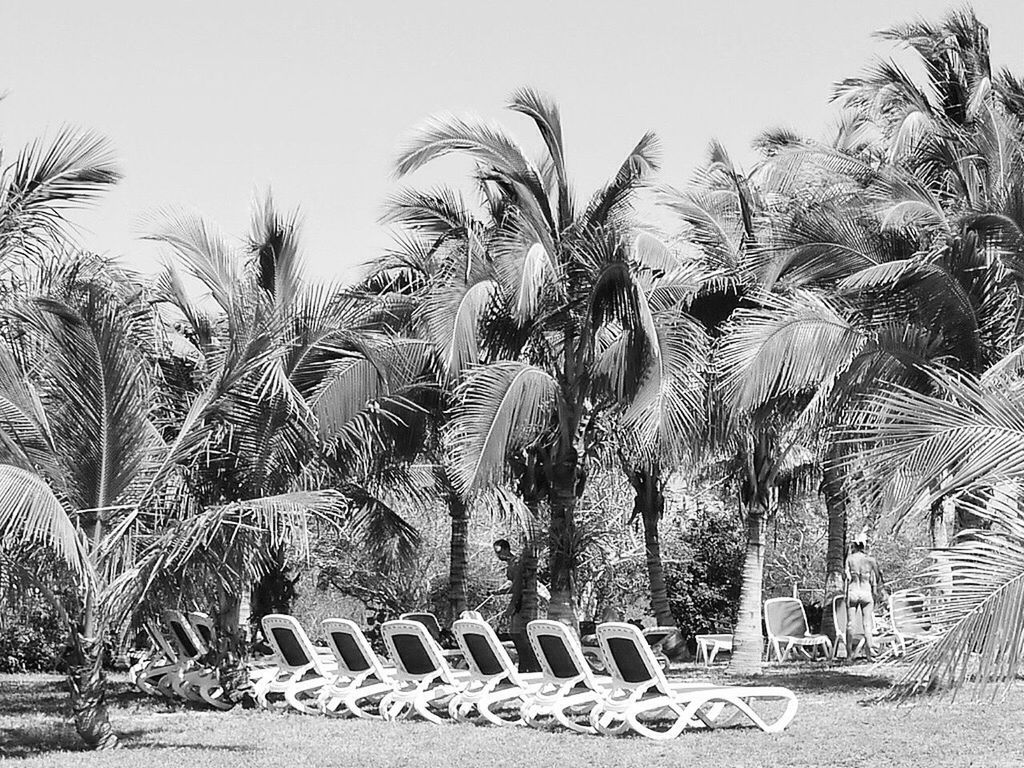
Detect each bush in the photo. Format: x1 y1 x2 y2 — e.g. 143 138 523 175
665 503 745 639
0 601 66 673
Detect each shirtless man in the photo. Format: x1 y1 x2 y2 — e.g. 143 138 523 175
492 539 540 673
845 532 884 660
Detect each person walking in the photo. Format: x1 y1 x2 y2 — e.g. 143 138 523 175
492 538 541 673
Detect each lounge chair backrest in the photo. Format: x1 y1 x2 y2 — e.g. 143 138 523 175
382 620 458 684
261 614 332 676
144 618 179 660
163 610 206 661
527 619 602 690
453 618 521 684
188 612 216 648
322 618 389 679
765 598 809 638
399 612 445 644
890 591 932 635
596 622 672 695
642 626 679 650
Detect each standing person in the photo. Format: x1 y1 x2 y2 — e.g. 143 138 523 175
845 532 884 660
492 538 541 673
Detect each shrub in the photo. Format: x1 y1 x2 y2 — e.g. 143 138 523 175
665 503 745 639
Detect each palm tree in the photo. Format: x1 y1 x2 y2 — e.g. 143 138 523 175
612 233 710 631
363 183 495 619
149 196 428 635
0 123 120 270
0 255 350 748
395 89 676 621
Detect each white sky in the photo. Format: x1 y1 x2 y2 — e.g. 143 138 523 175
3 0 1023 283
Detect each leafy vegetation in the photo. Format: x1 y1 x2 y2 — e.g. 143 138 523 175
4 3 1024 751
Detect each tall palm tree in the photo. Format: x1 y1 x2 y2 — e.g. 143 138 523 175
395 89 674 621
363 183 495 619
612 233 710 630
149 196 428 633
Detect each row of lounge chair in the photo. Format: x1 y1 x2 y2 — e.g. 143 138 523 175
132 612 799 740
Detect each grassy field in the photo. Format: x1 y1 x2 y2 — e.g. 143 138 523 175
2 667 1021 768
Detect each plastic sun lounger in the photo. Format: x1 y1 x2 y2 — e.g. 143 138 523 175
255 614 337 715
399 612 465 664
591 622 799 739
889 590 940 656
130 619 185 698
318 618 396 719
162 609 230 708
522 619 618 734
379 619 472 724
449 617 545 726
764 598 833 662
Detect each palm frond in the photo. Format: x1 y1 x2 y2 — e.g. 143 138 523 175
889 493 1024 699
0 464 90 581
447 361 558 495
718 291 867 411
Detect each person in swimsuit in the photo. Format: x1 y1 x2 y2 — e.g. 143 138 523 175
845 532 884 660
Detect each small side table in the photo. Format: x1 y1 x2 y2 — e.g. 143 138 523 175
695 633 734 664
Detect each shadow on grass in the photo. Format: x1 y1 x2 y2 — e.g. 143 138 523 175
750 669 892 694
0 675 250 757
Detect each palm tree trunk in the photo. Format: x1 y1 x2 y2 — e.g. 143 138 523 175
66 627 118 749
547 457 578 625
629 466 674 627
820 462 846 647
930 499 953 593
729 508 765 675
214 590 250 706
447 493 470 620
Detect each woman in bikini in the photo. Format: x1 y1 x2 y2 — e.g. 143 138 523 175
845 533 884 660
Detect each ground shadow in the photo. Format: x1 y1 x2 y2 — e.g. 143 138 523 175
0 675 248 758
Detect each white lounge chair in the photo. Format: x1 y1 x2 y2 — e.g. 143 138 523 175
591 622 799 739
255 614 337 715
764 597 832 662
889 590 940 656
379 619 471 724
318 618 396 719
130 619 184 698
523 619 618 734
162 609 229 708
449 617 544 726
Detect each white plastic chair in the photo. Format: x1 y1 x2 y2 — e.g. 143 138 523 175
522 619 615 734
378 619 471 724
255 614 337 715
764 598 832 662
450 617 544 726
592 622 799 739
318 618 395 719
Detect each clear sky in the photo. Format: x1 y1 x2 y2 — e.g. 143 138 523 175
3 1 1023 283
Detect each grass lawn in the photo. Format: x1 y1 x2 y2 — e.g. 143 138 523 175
2 667 1021 767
